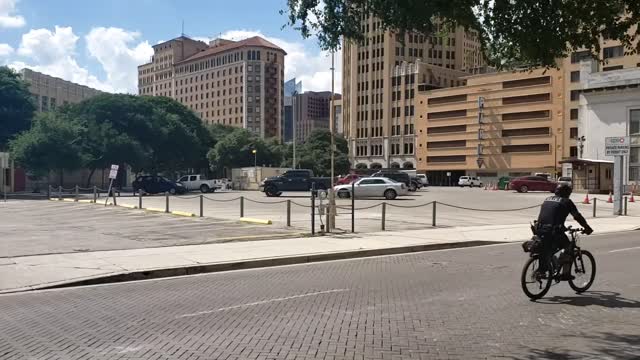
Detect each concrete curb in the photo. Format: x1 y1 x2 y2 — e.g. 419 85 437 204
37 240 501 291
171 210 196 217
145 207 166 213
118 204 138 209
240 217 273 225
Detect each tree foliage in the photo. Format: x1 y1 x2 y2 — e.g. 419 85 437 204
0 66 36 150
207 127 285 174
283 0 640 68
297 129 350 176
9 112 86 178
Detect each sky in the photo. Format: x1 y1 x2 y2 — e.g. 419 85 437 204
0 0 341 94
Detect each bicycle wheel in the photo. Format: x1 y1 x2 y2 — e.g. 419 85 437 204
521 256 553 300
569 250 596 293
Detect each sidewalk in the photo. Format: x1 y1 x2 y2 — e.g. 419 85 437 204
1 217 638 293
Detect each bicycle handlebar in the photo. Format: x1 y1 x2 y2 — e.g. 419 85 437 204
566 226 586 234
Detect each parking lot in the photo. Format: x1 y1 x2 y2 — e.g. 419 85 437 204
96 186 638 233
0 200 301 257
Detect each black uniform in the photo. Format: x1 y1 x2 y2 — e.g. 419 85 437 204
536 196 590 270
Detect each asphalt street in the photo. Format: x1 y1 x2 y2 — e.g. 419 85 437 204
1 231 639 359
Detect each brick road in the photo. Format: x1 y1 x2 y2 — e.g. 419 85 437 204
1 232 639 359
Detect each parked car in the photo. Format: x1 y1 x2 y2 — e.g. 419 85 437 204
260 169 332 197
177 174 222 193
416 174 429 187
557 176 572 187
371 170 419 192
458 176 483 187
509 176 558 193
337 174 362 185
334 177 408 200
132 175 187 195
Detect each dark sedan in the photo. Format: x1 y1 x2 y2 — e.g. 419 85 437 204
133 175 187 195
509 176 557 193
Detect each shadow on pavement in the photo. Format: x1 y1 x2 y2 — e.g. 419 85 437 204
518 331 640 360
540 291 640 309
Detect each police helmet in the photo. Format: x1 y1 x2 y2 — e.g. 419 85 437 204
555 183 573 198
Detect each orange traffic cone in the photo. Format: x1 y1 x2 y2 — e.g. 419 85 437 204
582 192 590 204
607 192 613 203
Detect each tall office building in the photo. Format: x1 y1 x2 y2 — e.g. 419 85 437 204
343 17 485 169
19 68 103 112
283 78 302 143
292 91 341 143
138 35 286 139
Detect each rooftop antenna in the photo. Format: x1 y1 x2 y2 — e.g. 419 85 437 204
181 20 185 36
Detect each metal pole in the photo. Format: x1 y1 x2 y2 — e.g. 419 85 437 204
381 202 386 231
286 200 291 227
93 186 97 203
311 183 316 235
200 194 204 217
292 91 297 169
328 50 336 231
75 185 79 202
614 155 624 215
240 196 244 218
624 196 628 216
58 186 62 200
351 181 355 233
139 191 143 209
593 198 597 218
47 185 51 199
165 192 169 213
112 189 117 206
432 201 437 227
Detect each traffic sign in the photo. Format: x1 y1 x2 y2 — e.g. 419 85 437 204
605 136 630 156
476 158 485 168
108 164 119 179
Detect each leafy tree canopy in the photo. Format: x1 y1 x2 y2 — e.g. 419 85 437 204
283 0 640 68
297 129 350 176
0 66 36 149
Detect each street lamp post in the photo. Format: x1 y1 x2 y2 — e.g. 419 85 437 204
292 91 297 169
576 136 586 158
328 51 336 231
252 149 257 184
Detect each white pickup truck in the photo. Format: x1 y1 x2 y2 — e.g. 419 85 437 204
177 174 222 193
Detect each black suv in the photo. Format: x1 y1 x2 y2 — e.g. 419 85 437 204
132 175 187 195
371 171 419 192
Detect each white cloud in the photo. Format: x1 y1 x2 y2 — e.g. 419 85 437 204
207 29 342 93
0 43 14 56
11 26 114 92
85 27 153 93
0 0 25 28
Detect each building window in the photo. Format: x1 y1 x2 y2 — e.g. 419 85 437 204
502 93 550 105
570 108 579 120
570 146 578 157
427 155 466 163
502 127 550 137
631 109 640 135
603 65 623 72
502 76 550 89
570 71 580 82
570 50 591 63
570 90 580 101
603 45 624 59
569 127 578 138
502 144 550 153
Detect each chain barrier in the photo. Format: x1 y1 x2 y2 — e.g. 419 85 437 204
386 201 435 209
437 203 541 212
290 201 312 208
202 196 241 202
336 203 382 211
244 198 289 205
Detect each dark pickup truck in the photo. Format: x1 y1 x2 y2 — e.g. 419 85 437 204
260 169 332 197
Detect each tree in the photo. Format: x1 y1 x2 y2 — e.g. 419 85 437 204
9 112 86 180
297 129 350 176
0 66 36 150
283 0 640 68
207 128 286 175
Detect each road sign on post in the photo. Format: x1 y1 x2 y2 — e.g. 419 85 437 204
605 137 630 156
605 137 629 215
105 164 119 206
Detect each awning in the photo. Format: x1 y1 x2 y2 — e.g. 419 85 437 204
559 158 614 165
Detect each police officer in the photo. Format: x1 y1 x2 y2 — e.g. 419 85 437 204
536 183 593 280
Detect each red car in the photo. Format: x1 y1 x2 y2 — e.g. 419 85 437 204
337 174 362 185
509 176 557 193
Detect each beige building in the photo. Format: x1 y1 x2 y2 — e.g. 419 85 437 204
343 19 485 169
292 92 341 143
417 69 565 185
19 68 103 111
138 35 286 139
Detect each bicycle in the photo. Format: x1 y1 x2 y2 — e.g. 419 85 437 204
521 226 596 300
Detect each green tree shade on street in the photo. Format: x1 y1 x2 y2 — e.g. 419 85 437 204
283 0 640 68
297 129 350 176
9 112 86 180
0 66 36 150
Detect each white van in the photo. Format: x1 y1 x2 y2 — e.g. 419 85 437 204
458 176 482 187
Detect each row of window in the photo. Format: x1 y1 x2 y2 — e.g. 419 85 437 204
355 143 415 157
425 144 551 163
392 89 415 101
177 82 244 94
391 106 415 118
175 50 256 75
570 45 624 63
391 74 416 87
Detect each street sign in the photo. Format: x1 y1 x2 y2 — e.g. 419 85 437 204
605 136 630 156
476 158 485 169
108 164 119 180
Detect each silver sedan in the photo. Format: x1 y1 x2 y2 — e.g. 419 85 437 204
334 177 408 200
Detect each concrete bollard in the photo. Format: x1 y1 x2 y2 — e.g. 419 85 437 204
624 196 628 216
432 201 437 227
593 198 597 218
165 192 170 213
240 196 244 218
200 194 204 217
286 200 291 227
138 191 143 209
